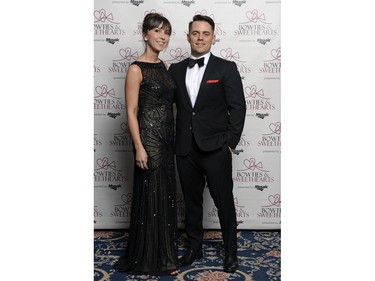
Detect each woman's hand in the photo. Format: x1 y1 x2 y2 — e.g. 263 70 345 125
135 147 148 170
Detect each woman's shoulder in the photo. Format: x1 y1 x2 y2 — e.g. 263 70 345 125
126 63 142 78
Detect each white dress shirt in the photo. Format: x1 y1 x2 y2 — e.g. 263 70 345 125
185 53 211 107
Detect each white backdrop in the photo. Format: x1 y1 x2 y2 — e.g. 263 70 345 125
94 0 281 230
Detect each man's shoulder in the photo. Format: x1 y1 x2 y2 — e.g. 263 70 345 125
210 54 233 65
169 59 188 70
175 58 189 65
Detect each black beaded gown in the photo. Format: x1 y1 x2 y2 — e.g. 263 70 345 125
113 61 178 275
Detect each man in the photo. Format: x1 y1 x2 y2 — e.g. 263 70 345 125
168 15 246 273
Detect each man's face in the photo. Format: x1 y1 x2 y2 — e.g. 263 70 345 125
187 20 215 57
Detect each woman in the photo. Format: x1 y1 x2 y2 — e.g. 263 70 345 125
113 13 178 275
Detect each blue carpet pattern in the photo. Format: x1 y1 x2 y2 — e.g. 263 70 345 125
94 230 281 281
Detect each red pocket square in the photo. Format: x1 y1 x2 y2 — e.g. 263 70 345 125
206 79 219 84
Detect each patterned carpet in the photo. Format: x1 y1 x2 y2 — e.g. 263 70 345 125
94 230 281 281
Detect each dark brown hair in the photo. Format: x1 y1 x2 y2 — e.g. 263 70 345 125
142 13 172 35
188 15 215 33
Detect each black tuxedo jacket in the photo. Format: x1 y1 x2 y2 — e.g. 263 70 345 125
169 54 246 156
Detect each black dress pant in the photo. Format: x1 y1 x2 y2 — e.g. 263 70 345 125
176 137 237 255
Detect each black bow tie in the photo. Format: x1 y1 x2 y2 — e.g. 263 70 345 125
188 57 205 68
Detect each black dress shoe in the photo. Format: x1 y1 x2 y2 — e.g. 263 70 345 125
223 254 238 273
178 249 203 267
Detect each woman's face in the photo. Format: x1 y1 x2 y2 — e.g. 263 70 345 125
144 23 170 53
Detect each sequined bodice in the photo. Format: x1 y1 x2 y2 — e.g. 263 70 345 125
133 61 176 170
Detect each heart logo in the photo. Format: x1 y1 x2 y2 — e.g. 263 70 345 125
119 48 137 61
245 85 267 99
245 9 267 23
96 157 117 170
268 194 281 207
121 193 133 205
271 48 281 60
94 84 116 98
170 48 182 58
170 48 188 61
269 122 281 134
95 84 107 96
237 157 269 172
93 9 117 23
93 9 106 22
220 48 243 62
120 123 129 133
220 48 233 60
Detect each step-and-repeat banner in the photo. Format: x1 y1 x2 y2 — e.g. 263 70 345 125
94 0 281 230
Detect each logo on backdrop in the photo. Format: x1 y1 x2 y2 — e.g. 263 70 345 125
234 157 274 183
94 9 126 36
256 113 269 119
110 122 133 152
94 133 102 151
237 135 251 151
258 122 281 147
106 38 119 45
182 0 195 7
94 205 103 224
214 24 226 41
163 48 189 65
94 157 127 183
110 47 139 74
233 0 247 7
107 112 121 119
94 60 101 74
260 47 281 74
235 9 277 36
130 0 144 6
219 48 251 74
111 193 132 219
255 185 268 191
257 38 271 45
108 183 122 190
244 85 276 114
257 193 281 219
94 84 125 115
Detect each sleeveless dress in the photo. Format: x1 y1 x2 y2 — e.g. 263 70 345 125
113 61 178 275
